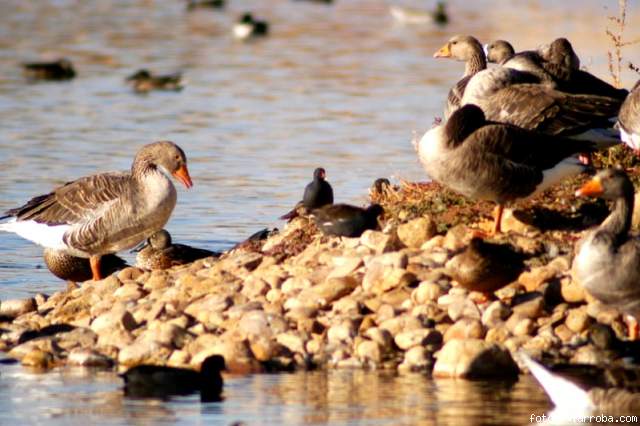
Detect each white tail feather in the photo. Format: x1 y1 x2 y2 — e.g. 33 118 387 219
0 218 70 250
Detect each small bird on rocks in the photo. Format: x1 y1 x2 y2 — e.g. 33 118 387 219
280 167 334 221
121 354 225 402
134 229 218 270
312 203 383 237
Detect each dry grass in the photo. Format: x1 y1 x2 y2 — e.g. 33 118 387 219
606 0 640 87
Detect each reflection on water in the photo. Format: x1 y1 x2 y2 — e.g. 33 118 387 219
0 0 639 423
0 361 553 426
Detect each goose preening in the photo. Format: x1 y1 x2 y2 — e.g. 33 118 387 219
312 204 383 237
433 35 487 119
280 167 334 221
572 169 640 339
126 69 184 93
617 80 640 154
43 249 128 282
0 141 192 281
233 13 269 40
483 40 514 65
445 237 526 294
519 351 640 420
121 354 225 402
417 104 595 233
134 229 218 270
22 58 76 81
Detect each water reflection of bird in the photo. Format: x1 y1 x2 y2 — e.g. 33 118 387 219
233 13 269 40
519 351 640 419
433 35 486 119
0 141 192 281
121 354 225 402
312 204 383 237
280 167 334 221
134 229 218 270
43 248 127 282
572 169 640 340
445 237 525 294
126 69 184 93
22 58 76 81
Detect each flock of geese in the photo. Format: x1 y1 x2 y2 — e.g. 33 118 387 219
417 34 640 340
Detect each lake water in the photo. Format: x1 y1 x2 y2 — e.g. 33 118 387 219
0 0 638 424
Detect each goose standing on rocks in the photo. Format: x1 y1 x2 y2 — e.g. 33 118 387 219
134 229 218 270
280 167 333 221
22 58 76 81
0 141 192 281
417 104 595 233
43 248 128 282
617 80 640 154
433 35 486 119
572 169 640 339
312 204 383 238
121 354 225 402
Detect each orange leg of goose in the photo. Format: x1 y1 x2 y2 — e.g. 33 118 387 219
89 255 103 281
493 204 504 234
624 315 639 340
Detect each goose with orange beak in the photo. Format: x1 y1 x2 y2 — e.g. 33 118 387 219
572 169 640 340
0 141 192 281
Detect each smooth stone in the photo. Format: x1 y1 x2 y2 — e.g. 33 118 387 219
412 281 445 304
399 346 432 372
442 225 472 251
554 324 575 343
241 276 270 299
586 301 620 325
90 307 137 334
118 340 171 366
433 339 518 379
484 326 511 344
443 319 485 342
378 315 424 337
117 267 145 282
302 276 359 308
327 320 358 345
276 332 307 355
328 256 363 279
481 301 510 328
511 294 545 319
0 298 36 319
512 318 535 337
565 307 591 333
356 340 382 364
359 230 401 254
67 348 114 367
395 329 441 350
363 327 394 351
397 217 437 249
249 337 279 362
21 349 54 369
560 277 586 303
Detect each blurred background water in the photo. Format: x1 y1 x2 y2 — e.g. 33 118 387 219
0 0 638 424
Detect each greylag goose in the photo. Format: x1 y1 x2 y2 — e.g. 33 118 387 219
617 80 640 154
483 40 514 65
0 141 192 281
134 229 218 270
433 35 486 119
312 204 383 237
43 248 127 282
121 354 225 402
445 237 526 294
390 2 447 25
461 66 622 139
417 104 595 233
126 70 184 93
519 351 640 420
280 167 334 221
572 169 640 339
22 58 76 81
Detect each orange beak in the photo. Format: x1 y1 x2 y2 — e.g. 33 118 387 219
433 43 451 58
575 177 603 197
173 164 193 189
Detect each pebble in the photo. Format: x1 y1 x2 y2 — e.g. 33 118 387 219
433 339 518 379
396 217 437 249
0 298 36 318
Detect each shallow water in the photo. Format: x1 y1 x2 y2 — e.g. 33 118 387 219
0 0 639 424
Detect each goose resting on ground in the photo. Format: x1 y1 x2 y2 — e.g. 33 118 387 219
280 167 334 221
433 35 487 119
0 141 192 281
572 169 640 339
418 104 595 233
134 229 218 270
617 79 640 154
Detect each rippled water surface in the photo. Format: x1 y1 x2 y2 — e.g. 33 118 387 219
0 0 639 424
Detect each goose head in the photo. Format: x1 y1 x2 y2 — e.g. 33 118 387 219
133 141 193 188
433 35 484 61
484 40 514 64
540 37 580 71
575 169 633 201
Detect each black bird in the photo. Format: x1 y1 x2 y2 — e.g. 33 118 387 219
280 167 334 221
121 354 225 402
233 13 269 40
134 229 218 270
22 58 76 81
312 203 383 237
126 69 184 93
43 248 128 282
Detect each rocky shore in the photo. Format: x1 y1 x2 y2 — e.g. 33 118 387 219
2 163 640 379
